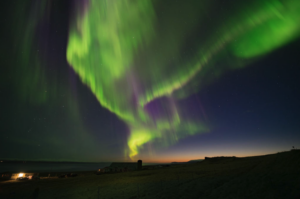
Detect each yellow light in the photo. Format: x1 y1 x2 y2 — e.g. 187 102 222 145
18 173 24 177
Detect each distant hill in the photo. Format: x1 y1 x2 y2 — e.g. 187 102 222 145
187 159 204 163
171 159 204 164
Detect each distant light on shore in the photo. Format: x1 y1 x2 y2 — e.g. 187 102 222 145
18 173 24 177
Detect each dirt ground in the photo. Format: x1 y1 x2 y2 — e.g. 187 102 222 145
1 150 300 199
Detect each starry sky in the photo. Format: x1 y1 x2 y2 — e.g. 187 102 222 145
1 0 300 163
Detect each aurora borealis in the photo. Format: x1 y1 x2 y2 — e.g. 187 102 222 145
1 0 300 163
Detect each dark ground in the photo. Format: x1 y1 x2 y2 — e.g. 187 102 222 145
1 150 300 199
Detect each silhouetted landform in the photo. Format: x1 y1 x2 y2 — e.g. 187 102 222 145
290 149 300 151
204 156 236 162
1 150 300 198
171 159 204 164
187 159 204 163
98 160 142 173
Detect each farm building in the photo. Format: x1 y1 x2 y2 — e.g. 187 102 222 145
100 160 142 173
10 172 38 180
0 172 39 180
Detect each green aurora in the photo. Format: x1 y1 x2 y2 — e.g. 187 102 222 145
66 0 300 159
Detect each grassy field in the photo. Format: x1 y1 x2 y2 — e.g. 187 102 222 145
1 150 300 199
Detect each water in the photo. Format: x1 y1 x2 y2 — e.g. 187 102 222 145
0 162 164 173
0 162 111 173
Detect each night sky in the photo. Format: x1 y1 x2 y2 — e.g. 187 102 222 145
1 0 300 163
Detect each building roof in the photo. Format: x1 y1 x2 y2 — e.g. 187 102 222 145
109 162 137 169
